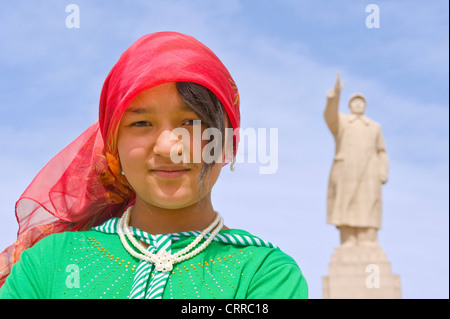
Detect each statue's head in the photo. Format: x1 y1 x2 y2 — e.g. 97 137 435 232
348 93 366 115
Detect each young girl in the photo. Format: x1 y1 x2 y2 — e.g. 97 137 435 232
0 31 308 299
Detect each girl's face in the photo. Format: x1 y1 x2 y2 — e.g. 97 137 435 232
117 82 222 209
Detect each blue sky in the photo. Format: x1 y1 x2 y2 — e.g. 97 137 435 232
0 0 448 299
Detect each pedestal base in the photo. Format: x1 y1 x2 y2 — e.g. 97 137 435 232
323 245 401 299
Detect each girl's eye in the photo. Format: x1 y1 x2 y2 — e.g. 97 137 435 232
131 121 152 127
183 119 201 126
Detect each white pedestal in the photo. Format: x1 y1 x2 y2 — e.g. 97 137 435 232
323 245 401 299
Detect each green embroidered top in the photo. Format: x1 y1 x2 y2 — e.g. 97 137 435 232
0 218 308 299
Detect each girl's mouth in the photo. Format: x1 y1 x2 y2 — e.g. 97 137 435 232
151 167 190 178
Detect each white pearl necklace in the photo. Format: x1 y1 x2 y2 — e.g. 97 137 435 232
117 206 224 273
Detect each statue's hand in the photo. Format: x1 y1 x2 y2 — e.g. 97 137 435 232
334 72 345 92
327 72 344 98
326 89 335 99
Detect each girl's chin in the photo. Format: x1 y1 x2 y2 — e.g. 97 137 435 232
137 192 201 210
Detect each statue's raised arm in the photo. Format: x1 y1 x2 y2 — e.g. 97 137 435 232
324 72 344 136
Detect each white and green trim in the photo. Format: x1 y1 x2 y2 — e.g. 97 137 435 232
92 218 276 299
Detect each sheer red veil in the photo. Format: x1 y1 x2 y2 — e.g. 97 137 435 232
0 31 240 287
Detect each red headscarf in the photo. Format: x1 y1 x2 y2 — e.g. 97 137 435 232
0 31 240 287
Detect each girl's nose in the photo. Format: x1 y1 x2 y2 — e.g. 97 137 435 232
153 129 183 159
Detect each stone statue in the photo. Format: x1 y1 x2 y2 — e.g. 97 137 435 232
322 79 400 298
324 73 389 247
